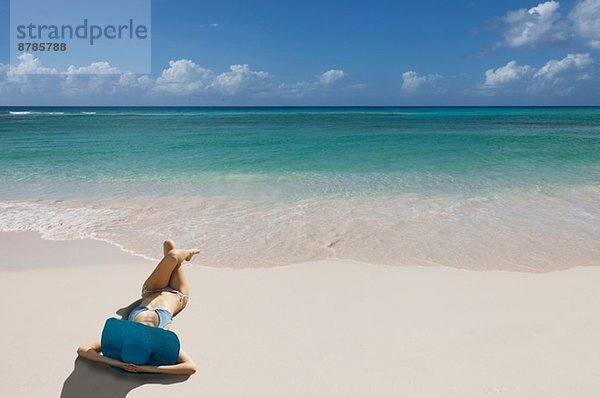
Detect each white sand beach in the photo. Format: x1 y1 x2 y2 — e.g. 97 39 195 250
2 231 600 397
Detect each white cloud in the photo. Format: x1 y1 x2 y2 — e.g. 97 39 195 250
0 55 122 97
275 81 317 98
4 53 57 84
118 72 154 89
480 53 595 95
154 59 214 94
569 0 600 49
65 62 120 75
276 69 351 97
0 53 59 95
318 69 347 85
153 61 269 95
534 53 593 79
61 62 124 95
483 61 533 87
211 64 269 95
496 0 600 49
0 55 353 101
401 71 441 93
8 53 58 76
499 1 567 47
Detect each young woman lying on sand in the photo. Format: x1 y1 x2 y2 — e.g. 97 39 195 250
77 240 199 375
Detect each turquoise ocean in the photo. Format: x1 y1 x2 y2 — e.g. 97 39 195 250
1 107 599 270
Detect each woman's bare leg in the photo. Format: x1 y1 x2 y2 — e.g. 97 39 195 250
168 264 189 295
165 240 191 314
163 239 176 257
164 238 190 296
142 240 199 292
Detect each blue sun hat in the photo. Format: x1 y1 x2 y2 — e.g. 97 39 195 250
101 318 180 369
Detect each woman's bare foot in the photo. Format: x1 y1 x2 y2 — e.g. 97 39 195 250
185 249 200 262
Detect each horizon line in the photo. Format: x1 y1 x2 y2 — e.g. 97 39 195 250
2 105 600 108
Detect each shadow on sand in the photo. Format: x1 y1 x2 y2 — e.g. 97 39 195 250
60 358 189 398
61 299 189 397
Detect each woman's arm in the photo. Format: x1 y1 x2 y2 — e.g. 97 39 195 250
77 341 197 375
77 341 128 369
125 349 197 376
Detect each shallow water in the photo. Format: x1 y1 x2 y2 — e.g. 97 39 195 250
1 107 599 270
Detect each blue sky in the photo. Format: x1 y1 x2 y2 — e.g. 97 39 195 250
1 0 599 105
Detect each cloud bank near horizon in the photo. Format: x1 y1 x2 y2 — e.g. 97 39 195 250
480 53 595 96
0 53 353 101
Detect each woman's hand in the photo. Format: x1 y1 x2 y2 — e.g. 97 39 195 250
122 363 160 373
120 350 197 375
79 341 196 376
122 363 142 373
